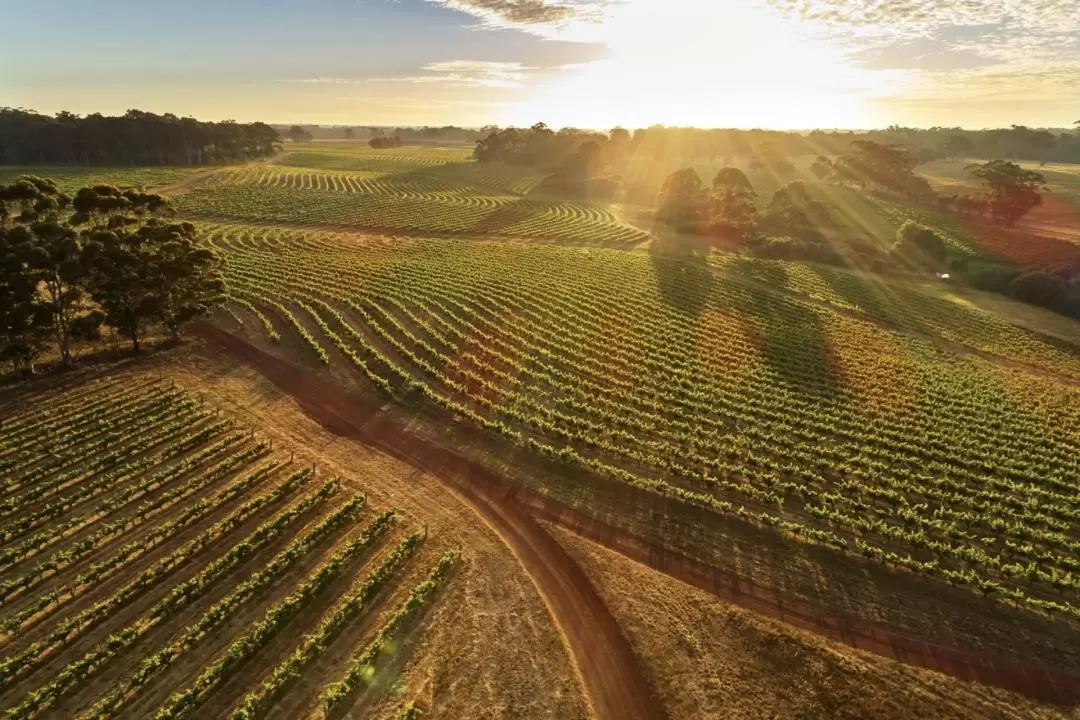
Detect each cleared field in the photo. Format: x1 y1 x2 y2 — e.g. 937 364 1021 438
0 166 207 193
0 372 456 719
207 222 1080 630
552 525 1078 720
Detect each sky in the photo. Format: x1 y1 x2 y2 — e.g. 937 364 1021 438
2 0 1080 130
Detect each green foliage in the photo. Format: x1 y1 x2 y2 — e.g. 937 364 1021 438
286 125 313 143
759 181 833 243
656 167 759 239
0 176 226 368
892 220 947 267
965 160 1046 226
369 135 404 149
831 141 934 201
809 155 833 180
214 228 1080 626
0 107 279 165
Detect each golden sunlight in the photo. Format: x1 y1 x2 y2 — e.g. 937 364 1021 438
504 0 888 129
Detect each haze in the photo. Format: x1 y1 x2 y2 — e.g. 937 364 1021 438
4 0 1079 129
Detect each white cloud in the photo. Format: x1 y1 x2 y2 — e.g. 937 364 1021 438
368 60 534 88
425 0 586 27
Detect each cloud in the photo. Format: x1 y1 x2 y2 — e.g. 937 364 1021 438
428 0 578 25
280 61 535 89
370 60 534 88
851 37 999 71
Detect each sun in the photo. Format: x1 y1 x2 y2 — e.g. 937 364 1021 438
503 0 881 130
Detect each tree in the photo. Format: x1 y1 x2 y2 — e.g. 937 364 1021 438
0 108 278 166
147 222 226 341
1 176 222 371
760 181 833 242
832 141 925 196
712 167 755 197
83 227 157 352
709 168 758 239
0 226 52 374
810 155 833 180
287 125 312 143
22 220 87 365
657 168 705 232
343 127 355 140
0 176 69 225
81 215 223 352
966 160 1046 226
71 185 170 228
892 221 946 267
939 134 976 160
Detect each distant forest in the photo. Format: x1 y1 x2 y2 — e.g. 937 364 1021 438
4 107 1079 168
271 124 484 144
0 108 280 166
475 123 1080 168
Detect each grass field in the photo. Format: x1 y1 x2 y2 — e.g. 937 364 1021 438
0 371 457 719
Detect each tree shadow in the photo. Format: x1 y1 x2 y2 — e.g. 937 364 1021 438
719 258 836 399
648 226 715 318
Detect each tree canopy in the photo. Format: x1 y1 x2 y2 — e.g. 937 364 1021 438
965 160 1046 226
0 176 225 374
656 167 758 239
286 125 313 143
892 221 947 267
0 108 279 166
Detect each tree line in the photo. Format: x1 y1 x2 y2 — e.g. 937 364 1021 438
475 123 1080 170
0 108 280 166
656 151 1078 318
0 176 224 374
273 124 483 143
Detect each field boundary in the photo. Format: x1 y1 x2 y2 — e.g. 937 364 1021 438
191 323 667 720
193 322 1080 708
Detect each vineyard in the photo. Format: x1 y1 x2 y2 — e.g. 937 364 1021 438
0 166 205 193
206 222 1080 627
171 146 646 245
708 253 1080 378
0 374 456 718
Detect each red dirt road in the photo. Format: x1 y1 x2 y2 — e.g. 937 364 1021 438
193 323 666 720
194 323 1080 709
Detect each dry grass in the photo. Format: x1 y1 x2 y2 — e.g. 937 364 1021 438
548 523 1080 720
148 343 591 719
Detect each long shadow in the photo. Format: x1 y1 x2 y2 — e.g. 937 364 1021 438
721 257 836 399
648 227 714 318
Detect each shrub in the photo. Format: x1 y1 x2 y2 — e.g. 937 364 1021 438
1008 270 1067 309
892 221 946 266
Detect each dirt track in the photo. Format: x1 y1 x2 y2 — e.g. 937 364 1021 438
192 323 666 720
193 322 1080 709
